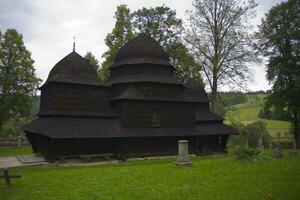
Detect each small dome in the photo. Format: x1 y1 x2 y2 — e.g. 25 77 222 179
44 52 102 86
111 34 170 68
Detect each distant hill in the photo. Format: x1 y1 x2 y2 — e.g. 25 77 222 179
224 93 292 140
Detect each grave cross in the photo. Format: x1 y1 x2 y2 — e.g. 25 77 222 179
0 168 21 186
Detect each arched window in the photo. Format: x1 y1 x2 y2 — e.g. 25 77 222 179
151 109 162 127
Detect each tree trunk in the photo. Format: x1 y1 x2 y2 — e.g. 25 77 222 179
294 109 300 149
211 75 218 112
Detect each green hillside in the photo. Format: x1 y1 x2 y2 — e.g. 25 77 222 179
224 94 292 139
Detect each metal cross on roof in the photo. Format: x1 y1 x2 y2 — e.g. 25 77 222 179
73 36 76 52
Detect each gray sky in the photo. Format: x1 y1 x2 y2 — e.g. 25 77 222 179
0 0 286 91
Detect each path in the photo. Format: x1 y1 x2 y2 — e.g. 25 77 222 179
0 154 48 168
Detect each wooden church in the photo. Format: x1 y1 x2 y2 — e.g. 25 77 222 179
23 34 237 161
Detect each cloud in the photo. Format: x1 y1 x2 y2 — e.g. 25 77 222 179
0 0 287 91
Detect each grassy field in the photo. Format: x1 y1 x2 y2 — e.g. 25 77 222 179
0 152 299 200
225 94 291 138
0 146 32 157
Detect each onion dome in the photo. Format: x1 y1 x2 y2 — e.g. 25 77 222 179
42 51 103 87
110 34 171 68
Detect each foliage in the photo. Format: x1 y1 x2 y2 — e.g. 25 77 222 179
0 96 39 137
185 0 258 111
218 92 248 106
84 51 100 74
132 6 201 83
232 147 262 162
0 117 31 137
258 103 290 121
101 5 202 83
1 154 300 199
0 29 41 132
256 0 300 147
272 140 294 149
100 4 134 80
224 93 291 131
227 121 271 154
213 91 248 116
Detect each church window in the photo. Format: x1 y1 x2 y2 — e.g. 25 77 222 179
151 109 162 127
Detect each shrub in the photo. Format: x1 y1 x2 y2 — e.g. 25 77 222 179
232 147 262 162
227 120 271 151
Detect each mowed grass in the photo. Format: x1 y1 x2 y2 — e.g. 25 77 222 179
0 146 32 157
1 153 300 200
226 106 261 121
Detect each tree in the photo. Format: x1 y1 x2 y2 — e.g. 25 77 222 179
257 0 300 148
132 6 202 83
101 5 202 84
0 29 41 132
186 0 257 111
100 4 134 80
84 51 100 75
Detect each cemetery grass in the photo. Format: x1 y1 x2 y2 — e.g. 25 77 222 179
1 152 300 200
0 146 32 157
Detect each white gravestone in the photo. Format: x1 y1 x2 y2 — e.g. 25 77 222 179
174 140 192 166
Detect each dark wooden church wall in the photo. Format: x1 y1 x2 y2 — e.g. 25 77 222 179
40 82 110 115
197 135 228 154
26 134 226 160
52 138 115 157
125 137 198 157
116 100 196 128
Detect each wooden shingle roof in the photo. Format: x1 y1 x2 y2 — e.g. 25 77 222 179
195 110 224 122
184 80 209 102
110 34 171 68
106 72 180 85
41 52 105 87
23 117 237 138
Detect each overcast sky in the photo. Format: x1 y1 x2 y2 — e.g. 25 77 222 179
0 0 286 91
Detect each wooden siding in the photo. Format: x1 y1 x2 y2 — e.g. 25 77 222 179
115 100 196 128
39 82 111 116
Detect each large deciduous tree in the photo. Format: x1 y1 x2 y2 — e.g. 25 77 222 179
257 0 300 148
132 6 202 83
0 29 41 132
186 0 257 111
101 5 202 84
100 4 134 80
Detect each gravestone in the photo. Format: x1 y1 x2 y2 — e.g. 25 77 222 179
174 140 192 166
257 137 264 152
289 140 298 156
17 136 22 147
273 146 283 158
268 140 272 150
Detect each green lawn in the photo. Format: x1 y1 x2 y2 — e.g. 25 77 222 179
0 146 32 157
1 153 300 200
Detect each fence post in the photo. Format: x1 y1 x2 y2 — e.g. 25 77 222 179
17 136 22 147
